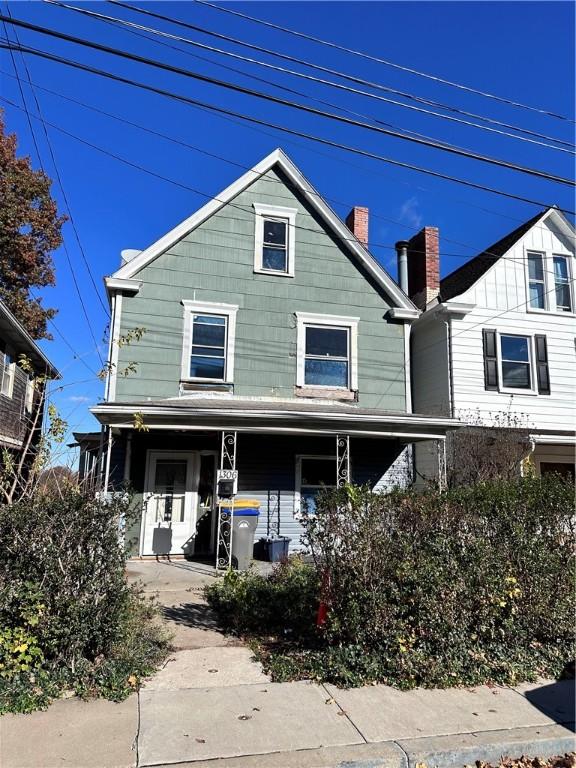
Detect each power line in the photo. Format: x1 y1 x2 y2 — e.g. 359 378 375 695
2 64 565 270
50 0 486 157
194 0 576 124
4 5 110 320
1 40 574 217
48 0 575 156
0 14 43 165
1 13 573 187
2 87 569 286
0 34 105 366
106 0 575 147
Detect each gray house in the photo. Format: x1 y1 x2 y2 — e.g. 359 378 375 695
91 149 456 560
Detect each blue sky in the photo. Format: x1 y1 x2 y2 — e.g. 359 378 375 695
1 1 574 462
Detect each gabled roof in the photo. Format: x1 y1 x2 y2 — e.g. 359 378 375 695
0 299 60 379
108 148 416 311
440 207 575 302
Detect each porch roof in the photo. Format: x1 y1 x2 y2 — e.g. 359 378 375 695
91 396 460 440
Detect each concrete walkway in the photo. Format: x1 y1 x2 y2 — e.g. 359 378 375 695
1 561 574 768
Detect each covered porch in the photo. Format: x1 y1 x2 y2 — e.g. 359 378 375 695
91 398 459 566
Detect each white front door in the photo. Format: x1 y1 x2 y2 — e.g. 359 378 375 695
142 452 198 556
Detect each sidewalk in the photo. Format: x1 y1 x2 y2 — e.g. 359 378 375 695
1 561 573 768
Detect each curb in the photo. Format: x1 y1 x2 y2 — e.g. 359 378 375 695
397 723 576 768
147 723 575 768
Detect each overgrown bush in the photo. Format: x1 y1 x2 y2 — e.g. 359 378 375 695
206 557 319 640
0 488 170 713
206 476 574 689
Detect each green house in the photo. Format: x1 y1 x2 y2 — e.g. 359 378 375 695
91 149 455 562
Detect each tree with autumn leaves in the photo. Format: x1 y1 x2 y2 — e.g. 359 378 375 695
0 112 65 340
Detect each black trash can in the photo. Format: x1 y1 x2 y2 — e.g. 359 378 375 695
258 536 291 562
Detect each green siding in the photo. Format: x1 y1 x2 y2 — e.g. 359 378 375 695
115 168 406 409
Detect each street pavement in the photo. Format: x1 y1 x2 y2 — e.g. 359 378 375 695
1 560 573 768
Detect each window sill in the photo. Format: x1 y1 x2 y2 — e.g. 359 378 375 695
526 307 575 318
180 380 233 393
498 387 538 397
295 386 357 401
253 267 294 278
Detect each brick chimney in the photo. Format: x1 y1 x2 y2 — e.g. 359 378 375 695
345 206 369 247
406 226 440 309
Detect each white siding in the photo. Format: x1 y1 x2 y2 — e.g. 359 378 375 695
411 316 451 416
450 218 575 431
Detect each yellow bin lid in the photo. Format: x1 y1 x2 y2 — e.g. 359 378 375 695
221 498 260 509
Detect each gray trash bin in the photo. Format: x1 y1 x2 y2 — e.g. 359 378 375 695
227 501 260 571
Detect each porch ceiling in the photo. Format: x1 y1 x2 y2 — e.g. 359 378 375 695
91 397 460 441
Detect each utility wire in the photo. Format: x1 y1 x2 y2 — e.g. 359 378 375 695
1 40 574 217
1 64 565 269
1 13 573 187
194 0 576 123
48 0 575 156
1 29 105 366
0 15 43 165
55 0 548 166
0 48 576 225
50 0 487 158
106 0 575 147
1 90 569 284
4 5 109 319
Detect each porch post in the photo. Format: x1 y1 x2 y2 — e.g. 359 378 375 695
103 426 113 495
336 434 350 487
437 438 447 490
216 431 238 570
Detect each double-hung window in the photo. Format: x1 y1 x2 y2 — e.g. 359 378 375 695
526 250 574 313
527 252 546 309
1 353 15 398
499 334 533 391
553 255 572 312
253 203 297 277
296 313 359 393
305 326 350 388
181 301 238 384
190 314 227 380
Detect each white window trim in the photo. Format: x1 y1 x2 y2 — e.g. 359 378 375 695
296 312 359 391
1 354 15 399
525 248 575 316
24 377 35 412
253 203 297 277
551 253 574 313
294 454 337 516
181 300 238 384
496 331 537 396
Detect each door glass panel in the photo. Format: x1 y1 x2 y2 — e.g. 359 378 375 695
153 460 187 523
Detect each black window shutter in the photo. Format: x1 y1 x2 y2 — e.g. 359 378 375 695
534 335 550 395
482 329 499 390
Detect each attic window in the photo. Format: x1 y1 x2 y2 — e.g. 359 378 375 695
253 203 297 277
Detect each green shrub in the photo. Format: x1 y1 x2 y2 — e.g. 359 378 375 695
206 557 319 641
0 488 170 713
207 476 574 689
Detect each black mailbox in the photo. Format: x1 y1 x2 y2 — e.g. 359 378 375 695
217 478 235 498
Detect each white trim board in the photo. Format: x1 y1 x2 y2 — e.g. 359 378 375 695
295 312 359 391
109 148 415 311
180 300 239 384
253 202 297 277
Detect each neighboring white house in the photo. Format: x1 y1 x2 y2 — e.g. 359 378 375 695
396 207 576 483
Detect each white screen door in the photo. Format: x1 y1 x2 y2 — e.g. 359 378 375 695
143 452 197 556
